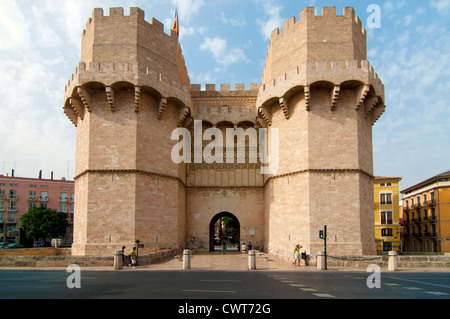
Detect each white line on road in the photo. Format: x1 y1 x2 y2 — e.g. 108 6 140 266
183 289 236 293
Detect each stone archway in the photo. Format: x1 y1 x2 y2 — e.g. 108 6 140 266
209 212 240 252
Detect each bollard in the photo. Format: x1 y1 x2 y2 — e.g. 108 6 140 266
317 251 326 270
114 250 123 270
183 249 191 270
248 250 256 270
388 250 398 271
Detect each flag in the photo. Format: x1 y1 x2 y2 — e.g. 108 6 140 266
172 8 179 37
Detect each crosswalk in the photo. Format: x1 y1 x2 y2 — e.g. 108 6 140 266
266 274 335 298
265 273 450 299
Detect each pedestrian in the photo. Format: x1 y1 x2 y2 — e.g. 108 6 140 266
241 242 246 258
222 241 227 254
130 247 137 268
294 244 302 266
121 246 126 268
247 242 253 252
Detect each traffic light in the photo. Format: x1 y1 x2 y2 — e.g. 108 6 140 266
319 230 324 239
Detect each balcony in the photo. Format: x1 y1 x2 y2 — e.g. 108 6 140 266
403 206 410 212
0 194 5 200
7 195 17 201
424 232 438 238
425 199 436 206
412 217 422 223
28 195 38 202
59 197 68 203
39 196 48 202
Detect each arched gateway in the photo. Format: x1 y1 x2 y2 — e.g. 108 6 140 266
209 212 240 252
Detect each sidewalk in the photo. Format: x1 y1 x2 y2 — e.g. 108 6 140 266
123 251 450 272
130 251 306 271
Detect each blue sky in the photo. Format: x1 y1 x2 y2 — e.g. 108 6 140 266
0 0 449 194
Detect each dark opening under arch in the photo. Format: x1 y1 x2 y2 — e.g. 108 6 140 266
209 212 240 252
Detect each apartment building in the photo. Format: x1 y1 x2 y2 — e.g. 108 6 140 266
401 170 450 253
0 172 74 244
374 176 402 252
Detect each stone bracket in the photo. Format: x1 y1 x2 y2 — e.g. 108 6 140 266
279 97 290 119
258 106 272 126
331 85 340 111
69 97 85 119
364 96 379 118
77 86 92 113
356 84 370 110
304 85 311 111
157 97 167 120
177 107 189 127
105 86 115 112
134 87 141 112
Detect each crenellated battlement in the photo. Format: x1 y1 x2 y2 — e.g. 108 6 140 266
190 83 260 93
270 6 366 42
64 61 190 98
260 59 384 96
81 7 178 39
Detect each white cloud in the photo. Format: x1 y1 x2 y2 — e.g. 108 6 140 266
430 0 450 12
254 0 284 41
200 36 248 67
0 1 31 51
171 0 205 24
220 12 247 27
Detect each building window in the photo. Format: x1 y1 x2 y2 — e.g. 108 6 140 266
383 242 393 251
8 201 16 212
381 228 393 236
381 211 393 225
8 189 17 200
380 192 393 205
60 203 67 213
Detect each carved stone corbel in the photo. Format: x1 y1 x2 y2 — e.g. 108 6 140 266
331 85 340 111
279 97 290 119
177 107 189 127
258 106 272 126
69 97 85 119
356 84 370 110
77 86 92 113
157 97 167 120
134 86 141 112
105 86 115 112
304 85 311 111
364 96 379 118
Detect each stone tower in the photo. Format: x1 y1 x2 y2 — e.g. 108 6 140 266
63 6 385 259
63 8 192 255
257 7 385 258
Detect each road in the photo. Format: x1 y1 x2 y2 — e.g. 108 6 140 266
0 269 449 300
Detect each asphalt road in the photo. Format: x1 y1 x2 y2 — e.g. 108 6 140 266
0 269 449 300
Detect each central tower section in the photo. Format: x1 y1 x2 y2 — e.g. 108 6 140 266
64 8 192 255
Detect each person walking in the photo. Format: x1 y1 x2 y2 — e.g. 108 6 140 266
222 241 227 254
130 247 137 268
241 242 247 258
121 246 126 268
294 244 302 266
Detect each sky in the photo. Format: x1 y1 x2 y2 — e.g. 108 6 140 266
0 0 449 195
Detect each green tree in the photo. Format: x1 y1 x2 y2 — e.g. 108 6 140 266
20 206 69 241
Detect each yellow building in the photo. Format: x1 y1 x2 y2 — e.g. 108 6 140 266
374 176 402 252
401 170 450 253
